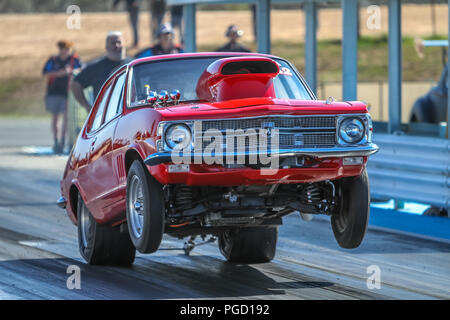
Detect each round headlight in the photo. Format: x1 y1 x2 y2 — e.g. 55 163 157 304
165 124 192 150
339 118 365 143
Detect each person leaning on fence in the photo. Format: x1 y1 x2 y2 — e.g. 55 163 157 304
216 24 251 53
71 31 131 113
134 23 183 58
42 40 82 154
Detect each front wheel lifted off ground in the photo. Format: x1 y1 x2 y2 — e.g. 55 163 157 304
331 169 370 249
126 160 165 254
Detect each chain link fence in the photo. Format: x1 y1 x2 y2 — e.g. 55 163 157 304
66 87 92 150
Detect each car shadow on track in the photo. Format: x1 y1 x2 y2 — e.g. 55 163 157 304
0 256 335 299
0 252 333 299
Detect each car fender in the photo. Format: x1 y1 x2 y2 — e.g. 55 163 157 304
66 178 88 225
125 141 153 173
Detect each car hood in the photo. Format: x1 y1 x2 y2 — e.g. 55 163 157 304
156 97 368 120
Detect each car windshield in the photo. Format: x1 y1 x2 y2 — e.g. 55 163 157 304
129 56 313 105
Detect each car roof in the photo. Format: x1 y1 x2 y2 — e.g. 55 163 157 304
128 52 282 68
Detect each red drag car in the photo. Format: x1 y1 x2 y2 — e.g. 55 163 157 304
58 53 378 265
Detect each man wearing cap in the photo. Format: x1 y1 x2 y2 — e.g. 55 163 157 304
216 24 251 53
42 40 82 154
71 31 131 113
134 23 183 58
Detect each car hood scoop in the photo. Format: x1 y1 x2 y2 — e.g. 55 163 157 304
195 56 280 103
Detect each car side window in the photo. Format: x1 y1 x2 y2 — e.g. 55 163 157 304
104 72 126 124
90 83 112 132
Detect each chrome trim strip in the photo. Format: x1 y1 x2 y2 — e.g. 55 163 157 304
144 143 379 166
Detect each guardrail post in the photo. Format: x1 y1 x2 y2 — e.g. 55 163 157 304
183 4 196 52
305 0 317 95
342 0 358 101
256 0 271 54
388 0 402 133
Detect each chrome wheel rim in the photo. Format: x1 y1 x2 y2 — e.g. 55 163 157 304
128 175 145 239
80 202 91 248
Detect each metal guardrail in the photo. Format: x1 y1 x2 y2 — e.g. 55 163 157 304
367 133 450 214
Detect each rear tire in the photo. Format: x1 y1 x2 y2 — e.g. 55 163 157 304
77 194 136 265
126 160 165 254
331 169 370 249
218 227 278 263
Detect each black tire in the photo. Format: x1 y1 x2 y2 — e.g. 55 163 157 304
331 169 370 249
218 227 278 263
77 194 136 265
126 160 165 254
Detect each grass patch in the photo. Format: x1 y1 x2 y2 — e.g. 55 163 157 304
0 77 47 116
0 79 27 101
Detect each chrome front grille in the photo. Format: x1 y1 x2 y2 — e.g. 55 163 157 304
279 133 336 148
201 116 336 131
198 116 337 150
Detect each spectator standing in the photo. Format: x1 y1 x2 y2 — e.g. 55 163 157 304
135 23 183 58
113 0 141 48
71 32 131 112
149 0 166 42
42 40 82 154
216 25 251 53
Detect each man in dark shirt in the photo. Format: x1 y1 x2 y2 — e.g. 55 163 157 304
42 40 82 153
216 25 251 53
134 23 183 58
72 31 131 112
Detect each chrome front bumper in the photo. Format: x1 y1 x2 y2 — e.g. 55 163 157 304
144 143 379 166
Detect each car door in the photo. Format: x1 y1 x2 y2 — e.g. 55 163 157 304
78 77 113 217
94 71 127 222
85 72 126 222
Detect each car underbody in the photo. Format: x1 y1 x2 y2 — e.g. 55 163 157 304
164 179 338 238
